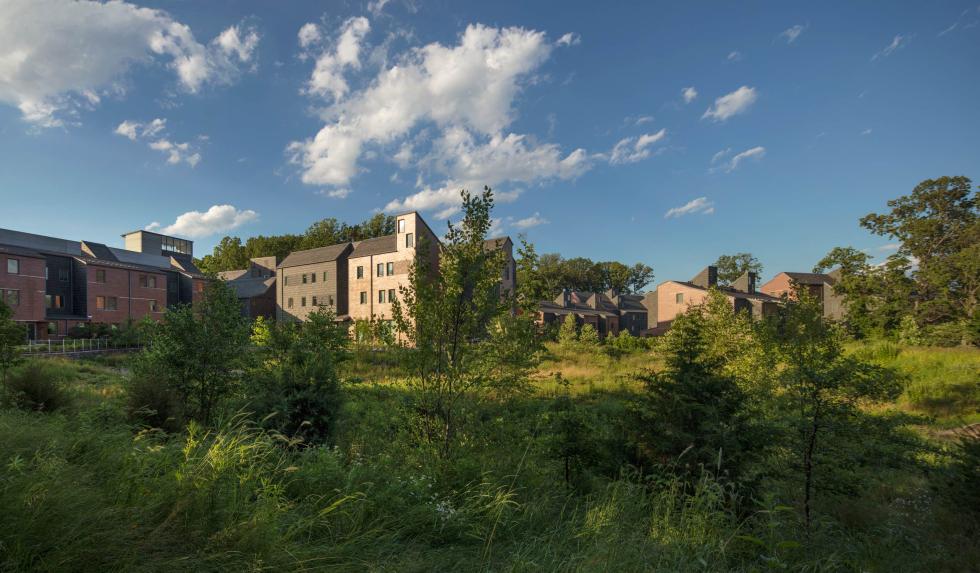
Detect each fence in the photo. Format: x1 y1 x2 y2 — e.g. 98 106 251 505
21 337 143 356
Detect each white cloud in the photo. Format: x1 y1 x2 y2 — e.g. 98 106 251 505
877 243 900 252
556 32 581 47
634 115 655 125
512 212 549 229
861 128 873 135
609 129 667 164
702 86 758 122
871 34 912 61
0 0 260 127
368 0 392 17
305 17 371 102
320 188 352 199
727 50 742 61
665 197 714 219
115 118 201 167
780 24 807 44
290 22 591 215
146 205 258 238
298 22 322 49
711 145 765 173
681 86 697 103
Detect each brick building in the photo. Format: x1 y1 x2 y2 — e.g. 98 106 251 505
644 265 781 334
760 270 845 320
0 227 206 340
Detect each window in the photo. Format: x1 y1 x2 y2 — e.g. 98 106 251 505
302 274 308 284
3 289 19 306
106 296 117 311
312 296 318 306
675 293 684 304
360 291 367 304
149 300 158 312
356 266 364 279
7 258 19 274
388 289 395 302
284 276 290 286
148 276 157 288
301 296 307 307
378 290 385 303
139 275 147 287
288 298 294 309
405 233 414 248
377 263 383 277
311 273 316 283
46 295 63 309
96 269 106 283
96 296 105 310
398 219 406 233
328 295 334 306
386 262 394 276
323 271 328 282
47 322 57 335
59 269 69 282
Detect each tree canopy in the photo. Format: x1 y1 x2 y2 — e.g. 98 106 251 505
714 253 763 285
197 213 396 274
517 249 654 300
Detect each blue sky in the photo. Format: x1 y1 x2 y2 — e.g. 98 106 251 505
1 0 978 285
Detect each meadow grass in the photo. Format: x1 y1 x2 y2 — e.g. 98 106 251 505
0 342 977 571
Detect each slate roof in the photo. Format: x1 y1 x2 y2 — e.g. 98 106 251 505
80 241 117 261
668 280 782 302
350 235 397 258
0 243 44 259
74 255 166 273
279 242 353 268
225 277 275 299
217 269 248 281
615 293 648 312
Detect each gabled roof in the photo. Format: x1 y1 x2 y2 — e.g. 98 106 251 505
279 242 353 268
483 236 512 249
665 280 782 302
782 272 836 285
217 269 248 281
81 241 117 261
350 235 397 258
0 243 45 259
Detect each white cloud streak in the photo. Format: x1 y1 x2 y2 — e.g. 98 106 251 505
115 118 201 167
780 24 807 43
145 205 258 238
711 145 765 172
871 34 911 61
702 86 758 122
681 86 697 103
609 129 667 164
556 32 581 46
664 197 714 218
511 212 549 229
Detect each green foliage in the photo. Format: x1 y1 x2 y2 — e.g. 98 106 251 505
578 323 600 346
545 373 598 489
631 308 764 486
392 187 541 456
897 315 924 345
714 252 763 285
766 287 902 530
0 299 24 387
607 330 647 354
520 251 653 299
134 280 249 424
3 361 71 412
244 307 347 443
557 314 578 347
125 372 184 432
925 319 972 347
938 436 980 518
861 175 979 327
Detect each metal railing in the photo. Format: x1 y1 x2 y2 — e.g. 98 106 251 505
21 337 143 355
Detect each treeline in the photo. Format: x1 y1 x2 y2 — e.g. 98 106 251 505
516 242 654 301
818 175 979 345
196 213 397 274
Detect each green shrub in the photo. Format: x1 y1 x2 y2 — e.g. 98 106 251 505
125 374 185 432
897 315 924 345
579 323 600 347
607 330 646 354
926 320 971 347
938 436 980 518
558 314 578 347
4 361 71 412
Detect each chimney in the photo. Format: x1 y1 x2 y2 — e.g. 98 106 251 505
562 288 570 308
591 293 600 309
690 266 718 289
733 271 758 293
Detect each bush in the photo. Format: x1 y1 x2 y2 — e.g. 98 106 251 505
897 315 924 345
125 374 185 432
926 320 971 347
4 362 71 412
579 323 600 347
938 435 980 518
607 330 647 354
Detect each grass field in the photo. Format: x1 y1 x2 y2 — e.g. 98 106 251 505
0 341 977 571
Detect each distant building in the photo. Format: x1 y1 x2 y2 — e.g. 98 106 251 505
0 227 206 340
760 271 845 320
645 265 781 334
218 257 278 319
537 289 649 338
